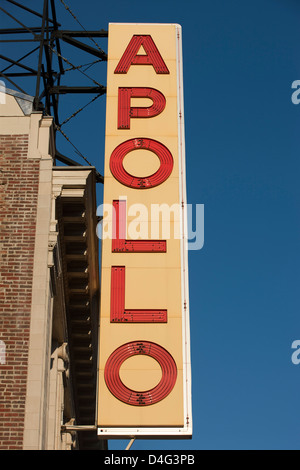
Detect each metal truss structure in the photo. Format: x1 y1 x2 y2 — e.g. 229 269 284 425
0 0 107 181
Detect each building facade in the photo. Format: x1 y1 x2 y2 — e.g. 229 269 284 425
0 88 104 450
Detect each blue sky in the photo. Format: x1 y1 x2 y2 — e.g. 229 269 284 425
1 0 300 450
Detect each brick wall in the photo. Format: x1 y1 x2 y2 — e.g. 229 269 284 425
0 135 40 449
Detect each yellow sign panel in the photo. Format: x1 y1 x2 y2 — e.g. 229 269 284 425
97 23 192 438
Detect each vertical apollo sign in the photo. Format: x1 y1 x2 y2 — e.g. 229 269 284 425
97 23 192 438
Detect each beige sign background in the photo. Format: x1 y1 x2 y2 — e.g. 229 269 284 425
97 23 192 438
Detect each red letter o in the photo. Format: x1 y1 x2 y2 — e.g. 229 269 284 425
104 341 177 406
109 138 173 189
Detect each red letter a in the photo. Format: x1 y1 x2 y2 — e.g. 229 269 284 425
115 35 169 74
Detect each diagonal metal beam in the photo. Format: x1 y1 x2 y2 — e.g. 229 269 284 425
0 6 39 39
0 73 37 77
0 71 27 94
0 46 40 74
48 85 106 95
55 30 108 38
55 150 84 167
0 27 54 35
5 0 60 26
54 33 107 60
55 150 104 183
0 54 37 74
